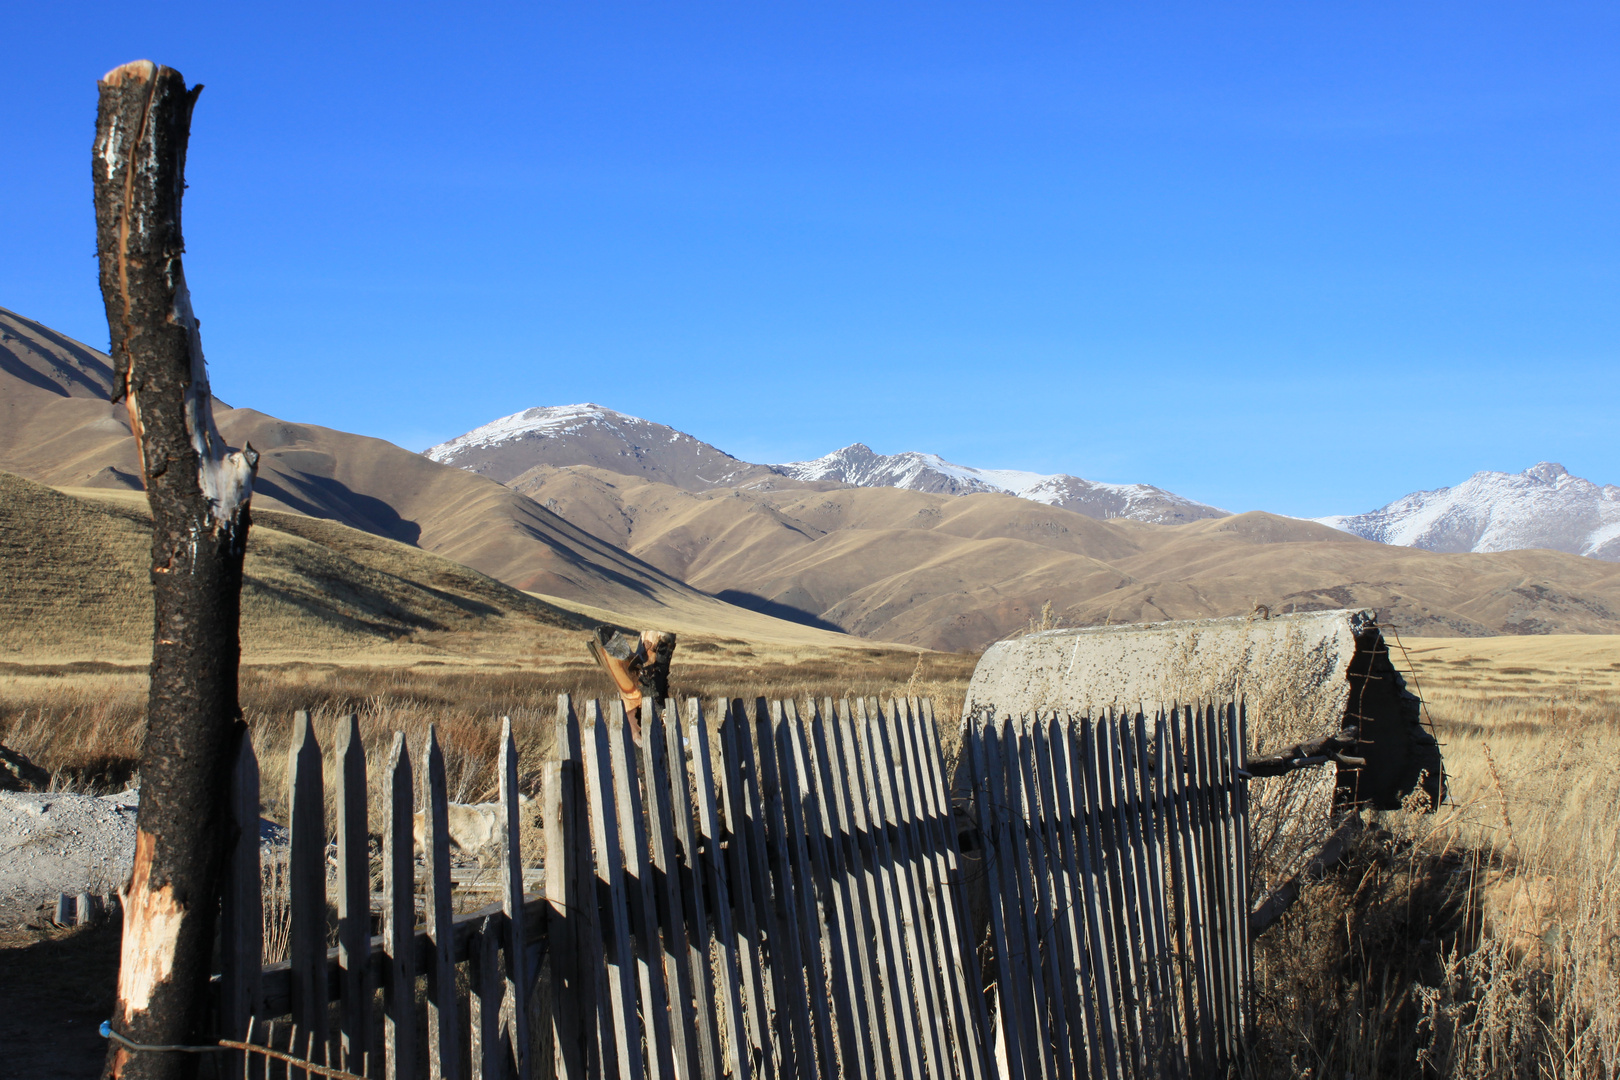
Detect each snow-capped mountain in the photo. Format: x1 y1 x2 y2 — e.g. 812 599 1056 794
778 443 1227 525
428 405 1226 524
424 404 781 490
1317 463 1620 562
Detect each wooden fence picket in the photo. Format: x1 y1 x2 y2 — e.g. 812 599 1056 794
1119 714 1170 1064
1051 714 1109 1080
747 699 813 1079
582 700 643 1080
782 700 852 1079
1028 715 1085 1073
716 698 776 1077
498 717 530 1080
335 714 371 1076
775 700 839 1079
384 732 418 1080
288 710 330 1073
547 696 594 1080
690 700 752 1080
423 725 460 1080
894 702 952 1080
877 699 951 1080
609 700 677 1080
801 699 874 1080
663 698 725 1080
1171 706 1217 1070
857 696 928 1080
972 717 1028 1080
220 726 263 1078
810 702 887 1080
1231 703 1254 1029
838 697 911 1080
642 701 704 1080
472 913 503 1079
917 699 994 1080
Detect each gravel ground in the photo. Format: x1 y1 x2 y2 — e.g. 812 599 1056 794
0 789 139 926
0 788 289 928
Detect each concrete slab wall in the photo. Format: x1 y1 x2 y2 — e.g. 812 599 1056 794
961 608 1443 888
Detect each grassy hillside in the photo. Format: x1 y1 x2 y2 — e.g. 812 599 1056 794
512 464 1620 649
0 470 597 664
10 306 1620 654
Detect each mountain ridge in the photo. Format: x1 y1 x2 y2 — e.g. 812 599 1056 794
425 404 786 491
428 403 1227 525
9 307 1620 651
778 442 1227 524
1317 462 1620 562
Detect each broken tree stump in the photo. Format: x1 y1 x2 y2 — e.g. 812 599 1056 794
93 59 258 1080
586 626 677 736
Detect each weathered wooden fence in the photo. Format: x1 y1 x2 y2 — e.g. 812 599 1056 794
218 709 538 1079
963 703 1251 1080
216 696 1252 1080
543 694 991 1080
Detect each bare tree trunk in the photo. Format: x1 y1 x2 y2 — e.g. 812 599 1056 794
93 59 258 1080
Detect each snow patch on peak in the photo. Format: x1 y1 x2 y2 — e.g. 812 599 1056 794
1316 462 1620 561
778 444 1225 524
1523 462 1575 486
425 404 694 463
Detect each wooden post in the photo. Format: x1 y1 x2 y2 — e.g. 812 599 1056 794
545 698 594 1080
498 718 531 1080
217 730 262 1078
93 59 259 1080
288 712 330 1064
424 727 461 1080
384 734 417 1080
335 715 371 1074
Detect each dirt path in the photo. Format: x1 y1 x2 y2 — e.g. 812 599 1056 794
0 921 120 1079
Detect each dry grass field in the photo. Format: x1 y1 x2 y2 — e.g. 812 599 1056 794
0 643 975 825
1249 633 1620 1079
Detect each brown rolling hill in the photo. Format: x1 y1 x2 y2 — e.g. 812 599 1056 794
8 304 1620 652
508 463 1620 650
0 306 856 648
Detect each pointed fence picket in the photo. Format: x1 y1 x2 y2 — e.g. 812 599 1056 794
213 696 1251 1080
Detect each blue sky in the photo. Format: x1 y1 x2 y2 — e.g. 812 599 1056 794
6 3 1617 516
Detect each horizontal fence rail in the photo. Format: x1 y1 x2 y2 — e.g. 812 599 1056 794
963 703 1251 1080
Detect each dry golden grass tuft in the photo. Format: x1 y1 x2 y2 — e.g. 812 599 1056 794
1248 634 1620 1079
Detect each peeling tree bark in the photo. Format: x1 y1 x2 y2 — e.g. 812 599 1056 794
93 59 258 1080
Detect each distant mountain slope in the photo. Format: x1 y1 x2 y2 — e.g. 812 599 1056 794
512 463 1620 650
0 308 857 648
1318 463 1620 562
425 404 783 489
778 442 1227 525
12 307 1620 652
